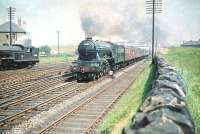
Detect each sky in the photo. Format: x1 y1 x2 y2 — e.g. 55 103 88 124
0 0 200 47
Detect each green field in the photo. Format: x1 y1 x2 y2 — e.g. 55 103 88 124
99 59 156 133
50 45 77 54
161 47 200 133
39 55 77 65
39 46 77 65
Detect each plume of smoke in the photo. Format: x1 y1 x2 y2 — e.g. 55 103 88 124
79 0 152 42
79 0 200 45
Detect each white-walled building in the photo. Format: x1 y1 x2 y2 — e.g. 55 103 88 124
0 21 26 46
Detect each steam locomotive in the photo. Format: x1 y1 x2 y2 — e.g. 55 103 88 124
70 38 149 80
0 44 39 70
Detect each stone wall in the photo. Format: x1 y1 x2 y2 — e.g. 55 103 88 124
123 57 195 134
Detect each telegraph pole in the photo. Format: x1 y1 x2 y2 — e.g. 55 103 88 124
146 0 162 63
7 6 16 46
152 0 155 63
155 24 158 56
57 30 60 56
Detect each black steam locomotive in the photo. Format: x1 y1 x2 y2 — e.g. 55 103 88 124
70 38 149 80
0 44 39 70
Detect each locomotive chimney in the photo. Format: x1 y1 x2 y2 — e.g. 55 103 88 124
86 37 92 40
85 32 93 40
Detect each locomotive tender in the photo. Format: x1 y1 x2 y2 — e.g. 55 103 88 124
0 44 39 70
70 38 148 80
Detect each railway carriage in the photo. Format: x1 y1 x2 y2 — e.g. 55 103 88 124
70 38 148 80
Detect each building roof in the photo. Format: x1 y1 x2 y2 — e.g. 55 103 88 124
0 21 26 33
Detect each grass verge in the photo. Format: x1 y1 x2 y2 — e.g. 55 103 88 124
39 55 76 65
99 60 156 134
50 45 77 54
161 47 200 134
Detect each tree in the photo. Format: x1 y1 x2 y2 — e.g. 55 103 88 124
39 45 51 56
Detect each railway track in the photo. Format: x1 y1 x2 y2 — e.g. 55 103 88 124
10 60 147 134
0 81 85 130
0 68 65 87
0 74 64 102
0 63 70 104
0 63 68 77
32 61 145 134
0 63 69 87
0 74 108 133
0 60 146 134
0 63 74 133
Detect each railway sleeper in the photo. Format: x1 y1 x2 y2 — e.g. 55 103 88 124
50 127 83 134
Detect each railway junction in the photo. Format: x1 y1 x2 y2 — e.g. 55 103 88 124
0 60 146 133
